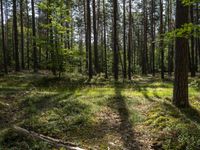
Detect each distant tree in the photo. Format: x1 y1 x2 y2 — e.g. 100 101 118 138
103 0 108 79
1 0 8 74
123 0 127 79
13 0 20 72
128 0 132 80
113 0 119 81
160 0 164 80
93 0 99 74
31 0 38 73
20 0 25 69
87 0 93 79
142 0 148 75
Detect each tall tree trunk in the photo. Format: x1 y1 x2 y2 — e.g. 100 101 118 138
31 0 38 72
150 0 155 76
113 0 119 81
160 0 164 79
20 0 25 69
190 4 196 77
103 0 108 78
128 0 132 80
13 0 20 71
93 0 99 74
168 0 174 76
87 0 93 79
142 0 147 75
123 0 127 79
173 0 189 108
26 0 30 69
84 0 88 72
5 0 10 65
1 0 8 74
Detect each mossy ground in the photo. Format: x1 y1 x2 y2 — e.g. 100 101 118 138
0 72 199 150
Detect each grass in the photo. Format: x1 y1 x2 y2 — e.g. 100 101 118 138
0 72 199 149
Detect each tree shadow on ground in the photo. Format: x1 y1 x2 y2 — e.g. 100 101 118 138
180 105 200 125
160 101 200 125
107 83 141 150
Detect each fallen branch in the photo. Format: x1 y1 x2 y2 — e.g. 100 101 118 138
13 125 85 150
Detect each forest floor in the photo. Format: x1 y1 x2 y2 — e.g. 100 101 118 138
0 71 200 150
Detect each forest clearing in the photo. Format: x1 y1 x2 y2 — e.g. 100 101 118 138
0 72 200 149
0 0 200 149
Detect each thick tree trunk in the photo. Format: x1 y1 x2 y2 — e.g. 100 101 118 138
173 0 189 108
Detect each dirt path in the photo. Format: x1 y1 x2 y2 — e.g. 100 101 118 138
94 95 154 150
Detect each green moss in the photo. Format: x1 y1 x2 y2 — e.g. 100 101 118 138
0 73 199 149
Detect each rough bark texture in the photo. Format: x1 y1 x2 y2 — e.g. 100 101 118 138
173 0 189 108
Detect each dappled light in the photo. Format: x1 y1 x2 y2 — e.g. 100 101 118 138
0 0 200 149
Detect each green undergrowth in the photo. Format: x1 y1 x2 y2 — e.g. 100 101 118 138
0 72 199 149
145 97 200 150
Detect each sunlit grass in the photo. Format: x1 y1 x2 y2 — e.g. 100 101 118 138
0 72 199 149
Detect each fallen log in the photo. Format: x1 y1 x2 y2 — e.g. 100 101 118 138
13 125 85 150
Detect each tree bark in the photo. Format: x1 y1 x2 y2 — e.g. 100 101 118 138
31 0 38 72
13 0 20 72
1 0 8 74
113 0 119 81
173 0 189 108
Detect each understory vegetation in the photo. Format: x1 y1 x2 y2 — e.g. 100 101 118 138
0 72 199 150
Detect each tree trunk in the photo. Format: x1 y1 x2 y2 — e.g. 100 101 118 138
87 0 93 79
160 0 164 80
1 0 8 74
128 0 132 80
93 0 99 74
20 0 25 69
173 0 189 108
103 0 108 79
13 0 20 72
113 0 119 81
31 0 38 72
123 0 127 79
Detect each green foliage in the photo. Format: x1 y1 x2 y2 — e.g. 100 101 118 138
38 0 72 76
165 23 200 42
182 0 200 5
146 100 200 150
